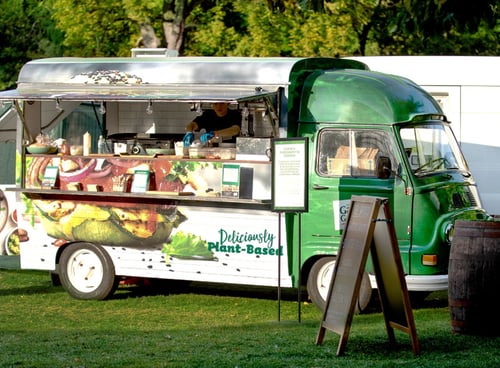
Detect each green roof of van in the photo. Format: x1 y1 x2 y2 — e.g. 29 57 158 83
299 69 443 124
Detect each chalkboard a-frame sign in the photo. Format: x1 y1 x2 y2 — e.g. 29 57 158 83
316 196 420 356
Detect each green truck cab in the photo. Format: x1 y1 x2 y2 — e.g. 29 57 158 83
288 67 487 309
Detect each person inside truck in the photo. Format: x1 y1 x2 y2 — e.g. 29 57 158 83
183 102 241 146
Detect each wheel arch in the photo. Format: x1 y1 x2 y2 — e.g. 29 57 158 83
55 240 92 267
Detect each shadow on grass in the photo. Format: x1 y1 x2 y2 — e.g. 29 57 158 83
0 268 449 312
0 285 64 297
0 271 64 297
113 279 448 312
113 278 305 303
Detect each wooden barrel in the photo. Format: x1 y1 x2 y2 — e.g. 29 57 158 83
448 220 500 335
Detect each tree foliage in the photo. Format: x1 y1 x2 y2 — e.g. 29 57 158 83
0 0 64 89
369 0 500 55
184 1 243 56
51 0 140 56
186 0 359 57
0 0 499 90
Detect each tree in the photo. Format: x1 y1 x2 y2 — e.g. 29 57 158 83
293 0 499 56
122 0 164 48
184 1 244 56
335 0 381 56
369 0 500 55
0 0 64 90
186 0 358 57
51 0 140 56
1 0 499 92
50 0 216 55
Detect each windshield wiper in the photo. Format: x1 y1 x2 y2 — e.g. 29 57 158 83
414 157 447 174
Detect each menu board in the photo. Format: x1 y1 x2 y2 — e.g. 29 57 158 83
271 138 308 212
316 196 419 356
316 196 380 355
131 170 151 193
370 202 420 355
41 166 59 189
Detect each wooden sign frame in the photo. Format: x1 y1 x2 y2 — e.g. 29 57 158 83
316 196 419 356
370 201 420 354
315 196 380 354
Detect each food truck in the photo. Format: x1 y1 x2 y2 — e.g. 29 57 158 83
0 55 488 311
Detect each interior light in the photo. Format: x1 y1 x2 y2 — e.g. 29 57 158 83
146 100 153 115
196 103 203 116
99 101 106 115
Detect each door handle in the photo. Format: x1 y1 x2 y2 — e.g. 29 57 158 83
312 183 329 190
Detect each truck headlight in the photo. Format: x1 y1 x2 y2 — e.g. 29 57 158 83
444 222 454 245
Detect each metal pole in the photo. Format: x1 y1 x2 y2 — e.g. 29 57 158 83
298 212 301 323
277 212 282 322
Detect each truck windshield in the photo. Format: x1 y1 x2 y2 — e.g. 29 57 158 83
400 123 468 176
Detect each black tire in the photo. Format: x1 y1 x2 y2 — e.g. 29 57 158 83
409 291 432 306
57 242 118 300
306 256 372 313
50 271 61 286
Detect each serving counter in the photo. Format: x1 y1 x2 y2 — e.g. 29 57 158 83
19 153 272 209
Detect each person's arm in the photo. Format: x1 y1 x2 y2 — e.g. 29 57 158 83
215 124 240 139
185 121 199 132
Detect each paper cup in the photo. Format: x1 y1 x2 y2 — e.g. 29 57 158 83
175 142 188 157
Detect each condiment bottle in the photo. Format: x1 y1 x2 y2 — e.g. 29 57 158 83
60 140 70 155
83 132 91 156
98 135 105 154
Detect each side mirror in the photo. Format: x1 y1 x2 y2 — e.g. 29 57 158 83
376 156 392 179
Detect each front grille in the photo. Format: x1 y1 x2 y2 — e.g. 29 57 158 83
464 187 478 207
452 192 464 208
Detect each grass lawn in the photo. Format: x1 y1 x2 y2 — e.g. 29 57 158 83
0 269 498 368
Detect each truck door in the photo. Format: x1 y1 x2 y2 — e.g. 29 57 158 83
302 127 412 311
302 127 411 262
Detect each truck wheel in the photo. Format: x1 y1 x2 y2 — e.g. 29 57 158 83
307 256 372 313
58 242 118 300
